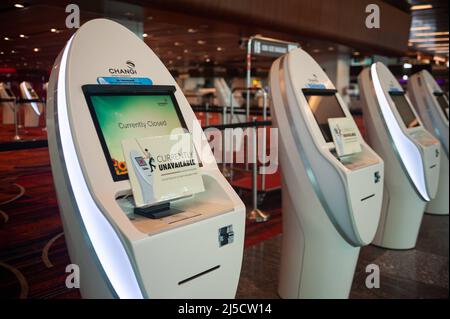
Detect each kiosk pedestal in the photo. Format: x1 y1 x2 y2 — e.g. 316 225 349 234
270 48 384 298
358 63 440 249
408 70 449 216
47 18 245 299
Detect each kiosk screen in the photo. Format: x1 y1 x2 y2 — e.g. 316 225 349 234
389 93 420 128
305 93 346 142
435 94 449 120
84 86 186 181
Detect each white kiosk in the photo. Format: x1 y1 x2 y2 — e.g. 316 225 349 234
358 62 440 249
46 19 245 299
408 70 449 215
269 48 384 299
19 81 43 127
0 83 15 124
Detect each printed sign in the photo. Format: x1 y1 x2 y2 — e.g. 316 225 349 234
328 118 362 157
252 38 299 57
122 133 205 208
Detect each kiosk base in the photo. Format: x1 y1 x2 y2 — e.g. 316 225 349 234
24 106 40 127
426 152 449 216
278 181 359 299
372 185 426 249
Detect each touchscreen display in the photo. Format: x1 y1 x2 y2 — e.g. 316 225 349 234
389 93 420 128
435 94 449 120
305 94 346 142
85 92 186 181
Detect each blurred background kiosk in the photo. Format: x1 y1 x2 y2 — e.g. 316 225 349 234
358 62 441 250
0 83 16 124
19 81 43 127
46 19 245 299
408 70 449 216
269 48 384 299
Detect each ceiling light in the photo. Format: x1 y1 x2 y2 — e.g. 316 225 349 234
19 34 26 38
353 51 360 56
313 49 320 53
410 26 432 31
417 43 449 48
409 37 449 43
205 58 211 63
14 3 24 8
11 50 15 54
188 28 197 33
4 37 10 41
328 46 335 51
197 40 206 45
142 33 148 38
403 63 413 69
51 28 57 33
402 75 408 81
411 4 432 10
217 47 223 51
174 42 181 46
33 48 40 52
183 49 188 53
413 31 449 37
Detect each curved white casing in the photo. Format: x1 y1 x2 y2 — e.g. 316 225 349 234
408 70 449 215
358 62 440 249
0 83 15 124
19 81 43 127
46 19 245 299
269 48 384 298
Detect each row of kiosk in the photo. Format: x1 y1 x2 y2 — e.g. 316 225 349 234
0 82 45 127
43 19 448 299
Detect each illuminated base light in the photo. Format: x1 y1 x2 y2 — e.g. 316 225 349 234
371 64 430 201
57 37 144 299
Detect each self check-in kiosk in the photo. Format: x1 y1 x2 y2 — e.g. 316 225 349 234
0 83 15 124
408 70 449 215
269 48 384 299
46 19 245 299
19 81 43 127
358 62 440 249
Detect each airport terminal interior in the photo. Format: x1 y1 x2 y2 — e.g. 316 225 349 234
0 0 448 299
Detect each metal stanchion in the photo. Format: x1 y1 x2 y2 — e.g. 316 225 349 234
13 99 21 141
260 91 268 192
205 102 209 127
221 103 231 178
247 119 270 222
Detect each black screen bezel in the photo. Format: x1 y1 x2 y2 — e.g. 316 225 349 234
302 88 346 143
82 84 188 182
389 91 420 129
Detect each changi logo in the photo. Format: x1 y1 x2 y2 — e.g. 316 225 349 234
307 73 320 83
108 60 137 75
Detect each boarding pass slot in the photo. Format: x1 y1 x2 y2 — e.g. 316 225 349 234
178 265 221 285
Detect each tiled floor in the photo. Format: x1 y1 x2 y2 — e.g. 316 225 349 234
236 214 449 299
